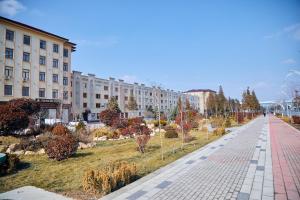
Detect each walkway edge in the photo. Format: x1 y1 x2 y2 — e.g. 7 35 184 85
101 118 259 200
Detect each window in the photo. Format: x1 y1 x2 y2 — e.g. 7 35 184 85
39 88 45 98
63 91 68 100
84 83 87 88
23 52 30 62
150 92 152 96
52 89 58 99
39 72 45 81
53 74 58 83
4 66 13 77
138 90 141 95
63 48 68 57
22 87 29 96
124 89 128 93
22 69 30 80
6 29 14 41
53 44 59 53
104 86 109 91
115 87 118 92
63 77 68 86
124 96 128 101
4 85 12 96
96 94 101 99
63 63 68 71
53 59 59 68
83 93 87 98
96 103 101 108
83 103 87 108
40 40 46 49
104 95 109 99
39 56 46 65
23 35 30 45
5 48 13 59
115 96 118 100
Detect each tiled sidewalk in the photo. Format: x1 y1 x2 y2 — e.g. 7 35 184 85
269 116 300 200
102 117 271 200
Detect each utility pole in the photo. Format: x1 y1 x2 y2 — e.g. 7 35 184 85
180 96 184 149
156 87 164 160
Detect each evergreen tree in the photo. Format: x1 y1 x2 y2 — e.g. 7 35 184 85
206 93 217 116
108 96 121 113
127 95 138 111
217 85 227 115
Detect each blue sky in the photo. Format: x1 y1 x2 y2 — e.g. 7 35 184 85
1 0 300 101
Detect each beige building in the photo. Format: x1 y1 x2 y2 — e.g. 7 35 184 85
71 72 200 121
184 89 216 114
0 17 76 123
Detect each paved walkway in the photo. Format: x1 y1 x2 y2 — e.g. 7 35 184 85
102 116 279 200
269 116 300 200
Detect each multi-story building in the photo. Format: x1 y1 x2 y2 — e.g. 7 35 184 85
0 17 76 123
184 89 216 115
71 72 200 121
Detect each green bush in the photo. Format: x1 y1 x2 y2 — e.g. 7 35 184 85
82 161 137 195
0 153 20 176
164 126 178 138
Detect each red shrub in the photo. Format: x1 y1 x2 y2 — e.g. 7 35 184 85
46 134 78 161
52 124 70 136
292 116 300 124
128 117 145 126
99 109 120 126
112 118 129 129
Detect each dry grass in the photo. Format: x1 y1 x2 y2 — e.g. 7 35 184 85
0 130 220 199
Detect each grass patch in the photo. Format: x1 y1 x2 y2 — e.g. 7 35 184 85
0 130 220 199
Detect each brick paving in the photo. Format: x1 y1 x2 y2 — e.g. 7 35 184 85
102 117 274 200
269 115 300 200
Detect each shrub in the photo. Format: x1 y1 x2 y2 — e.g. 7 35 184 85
19 138 44 151
0 153 20 176
99 109 119 126
213 127 226 136
164 126 178 138
93 127 113 138
76 121 86 132
224 118 231 128
210 117 224 128
153 120 167 127
52 124 70 136
82 161 137 195
45 134 78 161
281 116 291 123
112 118 129 130
128 117 145 126
191 121 199 129
292 116 300 124
0 98 40 136
75 129 93 144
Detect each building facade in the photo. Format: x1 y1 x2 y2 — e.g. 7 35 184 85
184 89 216 114
0 17 76 123
72 72 200 121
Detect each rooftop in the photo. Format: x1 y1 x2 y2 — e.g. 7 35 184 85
0 16 76 51
184 89 216 93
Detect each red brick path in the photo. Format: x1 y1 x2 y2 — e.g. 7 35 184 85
269 115 300 200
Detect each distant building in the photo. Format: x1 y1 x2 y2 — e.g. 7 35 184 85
0 16 76 123
71 72 200 121
184 89 216 114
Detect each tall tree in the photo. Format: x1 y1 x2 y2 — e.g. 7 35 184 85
206 93 217 116
108 96 121 113
217 85 227 115
127 95 138 111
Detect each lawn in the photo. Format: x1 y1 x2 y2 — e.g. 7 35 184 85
0 130 220 199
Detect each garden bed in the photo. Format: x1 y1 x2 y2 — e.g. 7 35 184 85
0 130 220 200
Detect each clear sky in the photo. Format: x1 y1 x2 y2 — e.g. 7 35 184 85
1 0 300 101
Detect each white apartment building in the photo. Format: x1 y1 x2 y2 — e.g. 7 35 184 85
72 72 200 121
184 89 216 114
0 17 76 123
